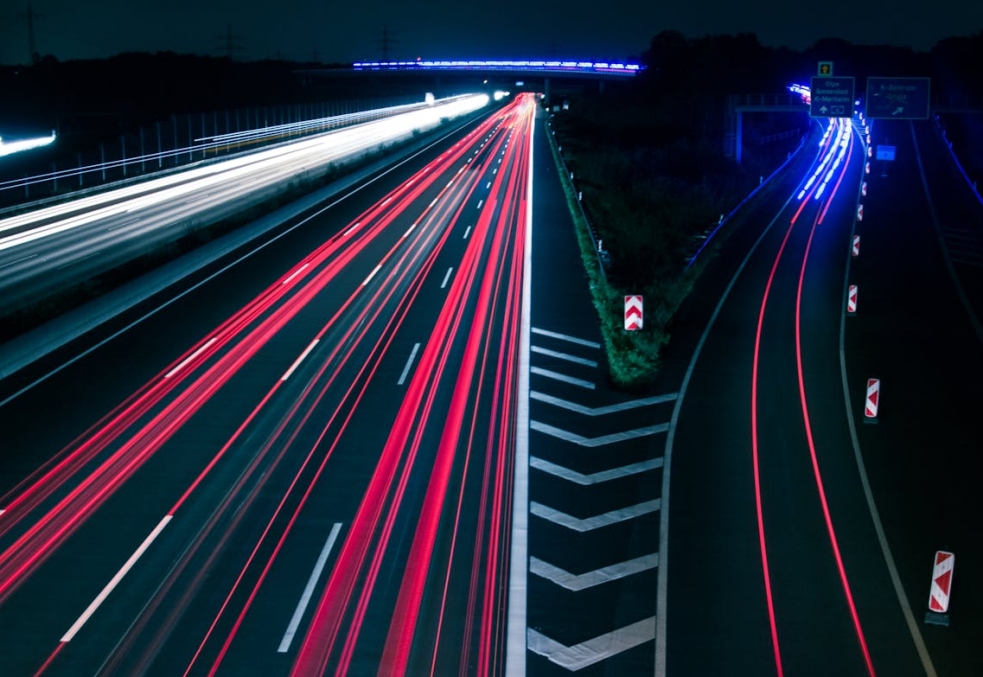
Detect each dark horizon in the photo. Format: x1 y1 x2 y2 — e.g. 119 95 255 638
2 0 982 66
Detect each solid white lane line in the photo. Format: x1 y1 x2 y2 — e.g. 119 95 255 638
528 618 655 671
278 522 342 653
281 339 319 381
165 338 217 378
531 327 601 349
531 420 668 447
530 345 598 368
440 267 454 289
61 515 172 642
397 343 421 385
530 553 658 591
530 499 660 532
530 456 663 485
463 225 472 239
530 367 594 389
282 263 309 284
530 390 678 415
506 109 533 677
402 223 417 238
361 263 382 287
476 199 484 210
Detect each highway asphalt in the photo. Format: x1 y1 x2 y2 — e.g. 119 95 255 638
0 95 534 677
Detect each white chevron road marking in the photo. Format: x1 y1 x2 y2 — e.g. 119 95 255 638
527 617 656 671
530 553 658 591
531 421 668 447
530 456 663 485
530 499 660 532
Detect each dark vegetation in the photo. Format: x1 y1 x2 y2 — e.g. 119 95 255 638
548 30 983 387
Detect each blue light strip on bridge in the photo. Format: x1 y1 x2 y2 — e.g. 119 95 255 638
352 60 642 76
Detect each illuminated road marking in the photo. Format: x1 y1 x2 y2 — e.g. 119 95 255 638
382 197 392 205
530 456 662 485
164 337 217 378
282 263 309 284
429 198 438 208
530 553 658 591
530 390 676 415
530 345 598 367
440 267 453 289
278 523 342 653
361 263 382 287
61 515 172 642
487 181 492 189
531 420 668 446
281 339 319 381
528 618 655 670
344 222 360 236
402 223 417 238
531 327 600 349
397 343 421 386
531 499 660 532
506 103 533 677
463 225 472 239
530 366 594 389
476 199 484 210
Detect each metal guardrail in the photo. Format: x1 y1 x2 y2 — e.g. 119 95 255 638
934 115 983 208
544 114 608 282
686 131 809 269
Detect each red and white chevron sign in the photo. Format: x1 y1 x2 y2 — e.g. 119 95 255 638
852 235 861 257
864 378 880 421
847 285 858 314
857 204 864 221
928 551 955 613
862 181 868 197
624 295 643 331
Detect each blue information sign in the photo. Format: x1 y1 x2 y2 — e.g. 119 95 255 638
810 76 855 118
866 77 931 120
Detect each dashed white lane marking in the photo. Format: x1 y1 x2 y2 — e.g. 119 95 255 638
61 515 173 642
281 339 319 381
530 553 658 591
530 456 663 485
361 263 382 287
165 338 218 378
530 499 660 531
397 343 421 386
527 617 656 670
530 420 668 447
282 263 309 285
440 267 454 289
278 522 342 653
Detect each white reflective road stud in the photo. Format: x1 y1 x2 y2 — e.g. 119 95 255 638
864 378 880 423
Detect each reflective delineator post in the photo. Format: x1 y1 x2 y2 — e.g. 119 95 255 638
864 378 880 423
925 551 955 626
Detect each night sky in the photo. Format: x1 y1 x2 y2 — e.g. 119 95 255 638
2 0 982 65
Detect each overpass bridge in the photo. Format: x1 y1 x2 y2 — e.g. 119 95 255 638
297 59 643 107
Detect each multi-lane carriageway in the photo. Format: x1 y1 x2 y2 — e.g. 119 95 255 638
0 93 535 677
2 89 982 677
